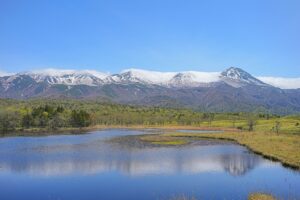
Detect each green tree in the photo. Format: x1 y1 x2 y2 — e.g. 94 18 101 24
0 111 20 132
71 110 91 127
22 112 34 128
48 113 65 130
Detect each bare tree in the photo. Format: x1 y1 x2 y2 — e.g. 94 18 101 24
208 113 215 126
274 121 281 134
247 116 257 132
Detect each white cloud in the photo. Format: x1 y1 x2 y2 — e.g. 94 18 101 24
31 68 76 76
257 77 300 89
0 70 14 77
81 70 110 79
121 68 177 83
182 71 221 83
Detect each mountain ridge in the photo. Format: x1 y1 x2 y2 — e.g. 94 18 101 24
0 67 277 88
1 67 300 114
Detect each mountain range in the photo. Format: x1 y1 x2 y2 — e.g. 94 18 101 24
1 67 300 114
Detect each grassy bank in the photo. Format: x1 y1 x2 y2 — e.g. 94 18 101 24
130 131 300 169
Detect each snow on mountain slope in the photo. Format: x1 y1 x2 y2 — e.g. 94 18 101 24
107 69 177 84
167 71 220 87
22 69 109 86
1 67 299 89
113 67 268 88
220 67 268 87
106 69 220 87
29 68 109 79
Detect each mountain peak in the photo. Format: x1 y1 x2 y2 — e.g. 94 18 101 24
221 67 267 87
221 67 250 79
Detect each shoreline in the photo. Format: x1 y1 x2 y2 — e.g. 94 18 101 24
0 125 238 137
151 132 300 170
112 131 300 170
192 135 300 170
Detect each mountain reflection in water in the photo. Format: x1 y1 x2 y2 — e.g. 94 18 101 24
0 133 267 177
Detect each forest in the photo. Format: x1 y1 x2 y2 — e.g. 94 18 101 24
0 98 299 134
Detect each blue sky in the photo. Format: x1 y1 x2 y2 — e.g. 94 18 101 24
0 0 299 77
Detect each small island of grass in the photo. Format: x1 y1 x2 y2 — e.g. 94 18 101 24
248 193 276 200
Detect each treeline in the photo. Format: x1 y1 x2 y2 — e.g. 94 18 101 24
0 99 286 133
0 105 92 132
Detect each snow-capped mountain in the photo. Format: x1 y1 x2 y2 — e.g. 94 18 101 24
104 67 264 87
107 67 272 88
0 69 109 92
23 69 109 86
105 69 176 85
220 67 269 87
26 73 100 86
0 67 294 88
105 69 221 87
1 67 300 114
167 71 220 87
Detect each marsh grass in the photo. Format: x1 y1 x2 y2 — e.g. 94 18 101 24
140 135 189 146
152 140 188 145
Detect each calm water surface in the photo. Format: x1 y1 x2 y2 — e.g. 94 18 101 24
0 129 299 200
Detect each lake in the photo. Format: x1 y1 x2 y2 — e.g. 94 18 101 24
0 129 299 200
